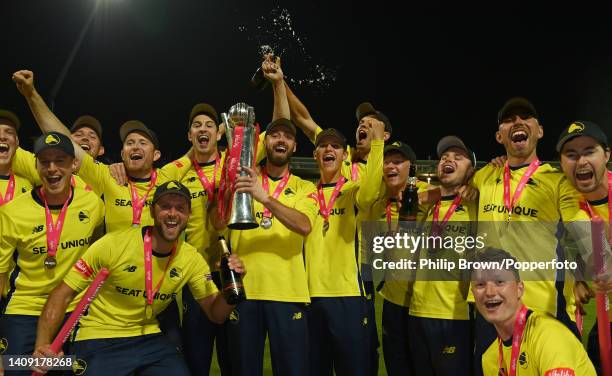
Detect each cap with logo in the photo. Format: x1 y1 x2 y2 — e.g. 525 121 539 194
356 102 392 134
497 97 538 125
384 141 416 164
0 109 21 131
436 135 477 166
71 115 103 138
189 103 218 126
34 132 75 157
152 180 191 207
556 120 608 152
315 128 347 148
119 120 160 149
266 118 296 135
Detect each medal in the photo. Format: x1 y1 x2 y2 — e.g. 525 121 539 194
260 217 272 229
44 256 57 269
322 220 330 235
316 177 346 237
144 304 154 319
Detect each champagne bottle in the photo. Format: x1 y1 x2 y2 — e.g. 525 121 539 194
399 165 419 221
218 236 246 305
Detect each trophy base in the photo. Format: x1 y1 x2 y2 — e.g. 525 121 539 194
228 221 260 230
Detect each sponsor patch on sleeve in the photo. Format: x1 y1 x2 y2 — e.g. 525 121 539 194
74 259 94 278
545 368 575 376
173 160 184 168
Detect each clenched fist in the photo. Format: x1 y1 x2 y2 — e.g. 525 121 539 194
12 70 35 98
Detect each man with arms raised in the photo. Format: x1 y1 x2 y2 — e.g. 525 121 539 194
32 181 244 375
0 132 104 369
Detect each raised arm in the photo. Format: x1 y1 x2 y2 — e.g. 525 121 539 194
285 81 321 143
12 70 87 162
356 119 385 210
262 54 289 121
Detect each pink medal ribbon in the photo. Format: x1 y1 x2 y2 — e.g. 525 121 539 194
39 186 73 269
192 156 220 206
143 227 176 319
0 172 15 206
261 168 291 225
129 170 157 226
431 195 462 236
316 177 346 233
351 162 359 181
497 304 528 376
503 159 540 221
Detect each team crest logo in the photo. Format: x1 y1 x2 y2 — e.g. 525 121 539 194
519 351 528 368
167 181 180 190
45 134 61 145
169 267 182 281
284 188 295 196
362 317 368 326
392 141 401 147
123 265 137 272
79 210 90 223
0 338 7 354
229 310 239 324
568 122 585 134
72 358 87 375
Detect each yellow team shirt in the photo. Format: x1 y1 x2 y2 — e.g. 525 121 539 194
12 147 95 192
64 227 218 341
482 310 596 375
409 195 477 320
229 174 319 302
164 154 226 268
471 163 582 319
0 187 104 315
76 154 188 232
305 141 383 297
365 181 429 307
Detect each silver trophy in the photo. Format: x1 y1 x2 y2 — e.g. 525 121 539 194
223 103 259 230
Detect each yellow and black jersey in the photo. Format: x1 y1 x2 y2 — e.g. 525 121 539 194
305 140 383 297
64 226 217 341
229 174 319 303
0 187 104 315
12 147 96 193
471 163 582 319
0 172 32 204
162 154 226 268
363 180 429 307
482 310 596 375
75 153 187 233
409 195 477 320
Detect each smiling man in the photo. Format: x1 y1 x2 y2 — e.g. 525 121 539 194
473 248 595 376
0 109 33 205
12 70 187 233
0 132 104 365
557 120 612 374
32 180 244 376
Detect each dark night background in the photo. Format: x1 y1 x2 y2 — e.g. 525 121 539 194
2 1 612 164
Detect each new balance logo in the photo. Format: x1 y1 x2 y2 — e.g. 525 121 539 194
442 346 455 354
292 312 303 320
32 225 44 234
123 265 137 272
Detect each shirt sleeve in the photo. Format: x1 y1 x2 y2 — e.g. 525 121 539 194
160 156 193 182
11 147 41 185
77 154 110 196
295 180 319 225
558 175 582 222
356 140 384 211
533 319 586 374
64 236 110 292
0 207 18 273
187 252 218 300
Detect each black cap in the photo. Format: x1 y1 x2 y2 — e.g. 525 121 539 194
266 118 296 135
436 135 477 166
189 103 218 125
152 180 191 207
355 102 392 134
71 115 102 138
119 120 159 149
497 97 538 124
384 141 416 164
0 109 20 130
33 132 75 157
315 128 347 148
556 121 608 152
